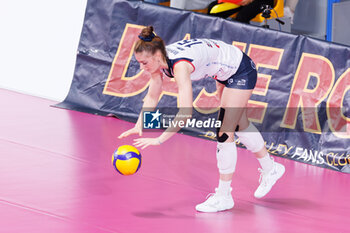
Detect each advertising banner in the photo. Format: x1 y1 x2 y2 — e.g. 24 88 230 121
56 0 350 173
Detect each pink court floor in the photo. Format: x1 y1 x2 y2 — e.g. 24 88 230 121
1 88 349 233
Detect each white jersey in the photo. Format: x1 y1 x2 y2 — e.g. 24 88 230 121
163 39 243 82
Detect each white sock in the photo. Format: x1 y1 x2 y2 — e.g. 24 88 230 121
217 179 232 195
257 154 274 172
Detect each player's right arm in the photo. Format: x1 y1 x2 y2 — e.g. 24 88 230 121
118 72 163 138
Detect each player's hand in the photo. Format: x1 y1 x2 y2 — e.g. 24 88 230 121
133 137 161 149
118 125 142 139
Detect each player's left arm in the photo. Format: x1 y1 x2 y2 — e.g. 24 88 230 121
119 71 162 139
158 61 194 142
133 61 193 149
173 61 194 111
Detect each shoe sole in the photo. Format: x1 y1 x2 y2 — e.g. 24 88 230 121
195 203 234 213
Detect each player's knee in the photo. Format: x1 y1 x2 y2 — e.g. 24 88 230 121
216 108 227 142
235 122 265 153
216 107 236 143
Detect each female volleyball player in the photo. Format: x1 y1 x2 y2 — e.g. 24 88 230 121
118 26 285 212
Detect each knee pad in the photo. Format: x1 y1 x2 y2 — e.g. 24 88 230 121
216 142 237 174
235 122 265 153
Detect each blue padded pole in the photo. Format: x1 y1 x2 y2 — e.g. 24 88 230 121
326 0 340 41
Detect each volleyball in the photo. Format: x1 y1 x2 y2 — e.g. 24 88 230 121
112 145 142 175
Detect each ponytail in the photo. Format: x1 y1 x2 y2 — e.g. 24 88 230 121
134 26 167 60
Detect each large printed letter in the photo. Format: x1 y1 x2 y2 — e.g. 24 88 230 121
247 45 284 123
281 53 335 133
327 68 350 138
103 24 150 97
